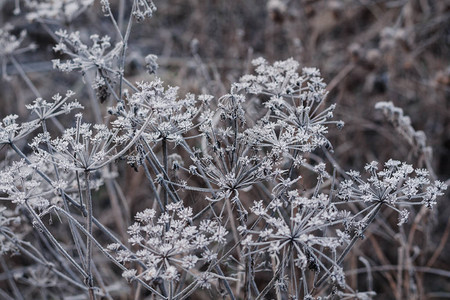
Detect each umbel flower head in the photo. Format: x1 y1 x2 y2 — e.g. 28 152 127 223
100 0 157 22
244 193 350 273
52 30 122 74
31 113 129 172
26 90 83 121
132 0 157 22
0 114 39 146
109 202 227 285
338 159 447 225
0 24 37 79
241 58 343 156
194 119 277 205
52 29 122 101
0 159 51 210
109 79 209 144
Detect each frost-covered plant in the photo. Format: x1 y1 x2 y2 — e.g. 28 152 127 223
109 202 227 296
26 90 83 121
53 30 123 102
0 24 36 79
32 113 128 172
243 191 351 295
52 30 122 75
132 0 157 22
242 58 343 153
0 114 39 146
0 1 447 300
110 79 205 143
338 160 446 214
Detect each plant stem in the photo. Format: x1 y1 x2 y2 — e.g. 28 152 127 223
84 171 96 300
162 138 168 209
313 202 383 290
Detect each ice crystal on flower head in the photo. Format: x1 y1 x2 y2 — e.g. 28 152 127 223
239 57 300 95
133 0 157 22
52 30 122 98
196 124 277 206
102 0 156 22
0 152 98 214
0 114 39 146
338 159 447 221
0 159 50 211
109 202 226 286
196 103 278 213
241 58 343 156
245 191 350 288
52 30 121 73
26 90 83 121
110 79 206 143
32 114 128 172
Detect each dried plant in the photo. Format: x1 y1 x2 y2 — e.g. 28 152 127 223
0 1 447 299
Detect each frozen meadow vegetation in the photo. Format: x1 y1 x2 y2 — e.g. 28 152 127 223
0 0 448 299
